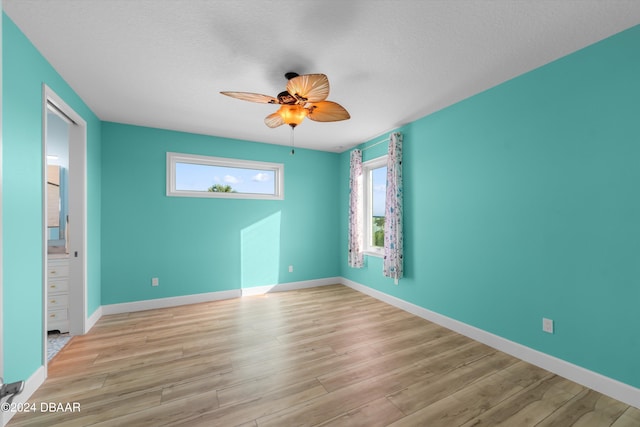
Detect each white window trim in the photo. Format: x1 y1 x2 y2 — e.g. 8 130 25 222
166 152 284 200
362 155 387 257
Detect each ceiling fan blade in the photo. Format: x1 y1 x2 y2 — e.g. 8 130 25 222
286 74 329 103
220 91 278 104
306 101 350 122
264 111 285 128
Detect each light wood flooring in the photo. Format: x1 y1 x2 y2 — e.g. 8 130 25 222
8 284 640 426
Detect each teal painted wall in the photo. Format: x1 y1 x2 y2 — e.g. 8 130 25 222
101 123 339 304
2 14 101 382
340 25 640 388
4 6 639 396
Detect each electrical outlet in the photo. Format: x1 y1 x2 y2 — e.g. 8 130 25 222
288 265 293 273
542 318 554 334
152 277 159 287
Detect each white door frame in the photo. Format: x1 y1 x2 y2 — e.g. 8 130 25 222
42 85 87 370
1 0 5 392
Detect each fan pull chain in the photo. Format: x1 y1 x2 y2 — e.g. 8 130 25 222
290 126 295 155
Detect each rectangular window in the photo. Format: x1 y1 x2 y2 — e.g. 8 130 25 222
363 156 387 256
167 152 284 200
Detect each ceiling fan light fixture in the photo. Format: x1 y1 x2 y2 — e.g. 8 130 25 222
221 72 349 132
280 105 308 128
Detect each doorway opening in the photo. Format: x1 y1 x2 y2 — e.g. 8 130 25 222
42 86 87 367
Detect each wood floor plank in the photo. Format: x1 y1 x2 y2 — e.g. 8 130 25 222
256 375 390 427
258 343 507 426
459 374 578 426
218 345 379 408
535 389 630 427
386 349 517 416
91 389 219 427
8 284 637 427
317 397 405 427
388 369 525 427
318 334 480 393
611 407 640 427
181 378 328 427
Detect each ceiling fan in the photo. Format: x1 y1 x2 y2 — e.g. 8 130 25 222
220 72 350 129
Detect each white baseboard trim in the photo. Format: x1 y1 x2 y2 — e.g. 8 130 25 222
101 289 241 315
92 277 341 318
85 305 102 332
1 365 45 426
241 277 341 296
340 277 640 409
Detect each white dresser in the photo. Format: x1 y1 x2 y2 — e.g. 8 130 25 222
47 256 70 333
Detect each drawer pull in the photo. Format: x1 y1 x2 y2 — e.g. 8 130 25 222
50 270 57 274
50 284 57 289
50 314 56 318
50 299 57 304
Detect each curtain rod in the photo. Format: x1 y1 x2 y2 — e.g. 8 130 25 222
361 137 388 151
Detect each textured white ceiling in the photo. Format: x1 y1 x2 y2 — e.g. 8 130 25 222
4 1 640 152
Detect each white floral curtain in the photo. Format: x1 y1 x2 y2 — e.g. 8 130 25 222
383 132 403 283
348 149 364 268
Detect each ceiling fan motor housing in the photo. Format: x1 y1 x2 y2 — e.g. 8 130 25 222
277 91 297 105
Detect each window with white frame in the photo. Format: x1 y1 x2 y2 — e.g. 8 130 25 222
362 155 387 256
167 152 284 200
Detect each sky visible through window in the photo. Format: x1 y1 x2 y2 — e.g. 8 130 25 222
372 166 387 217
176 162 276 194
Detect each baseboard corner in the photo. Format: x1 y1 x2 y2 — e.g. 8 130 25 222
241 277 340 296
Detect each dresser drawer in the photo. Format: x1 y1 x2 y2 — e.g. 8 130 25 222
48 308 68 322
47 257 70 334
48 280 69 294
47 263 69 279
48 294 69 309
